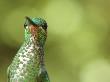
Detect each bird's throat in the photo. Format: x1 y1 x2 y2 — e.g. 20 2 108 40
24 34 45 66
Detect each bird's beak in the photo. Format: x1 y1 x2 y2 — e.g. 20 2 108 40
25 16 34 25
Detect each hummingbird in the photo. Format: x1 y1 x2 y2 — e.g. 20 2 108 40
7 16 50 82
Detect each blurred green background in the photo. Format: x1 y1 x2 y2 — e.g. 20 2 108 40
0 0 110 82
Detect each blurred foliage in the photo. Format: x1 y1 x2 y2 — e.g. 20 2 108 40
0 0 110 82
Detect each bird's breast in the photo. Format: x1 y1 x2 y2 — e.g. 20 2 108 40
9 43 39 81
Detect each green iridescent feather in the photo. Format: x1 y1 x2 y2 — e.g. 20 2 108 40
7 17 50 82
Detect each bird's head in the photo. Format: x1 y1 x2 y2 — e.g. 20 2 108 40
24 16 48 46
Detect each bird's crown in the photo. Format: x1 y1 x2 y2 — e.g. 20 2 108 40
24 17 47 30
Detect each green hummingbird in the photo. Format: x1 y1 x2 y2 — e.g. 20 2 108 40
7 16 50 82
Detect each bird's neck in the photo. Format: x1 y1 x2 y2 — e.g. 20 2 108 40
24 34 45 67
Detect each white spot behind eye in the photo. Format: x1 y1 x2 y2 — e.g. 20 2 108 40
39 26 45 32
26 26 28 29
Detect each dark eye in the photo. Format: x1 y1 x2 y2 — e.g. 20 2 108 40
24 24 27 28
42 23 47 30
24 23 27 28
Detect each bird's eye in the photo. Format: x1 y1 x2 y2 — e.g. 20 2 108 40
24 23 27 28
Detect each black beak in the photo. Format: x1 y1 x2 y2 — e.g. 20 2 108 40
24 16 37 28
25 16 35 25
